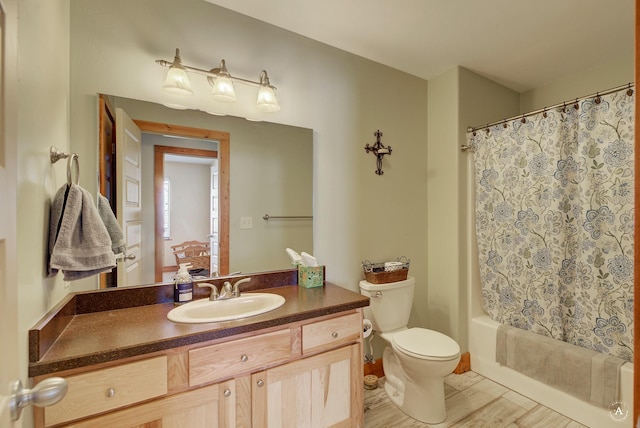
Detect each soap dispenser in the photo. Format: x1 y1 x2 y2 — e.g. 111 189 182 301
174 263 194 305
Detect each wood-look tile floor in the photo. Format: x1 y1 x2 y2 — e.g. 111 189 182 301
364 371 588 428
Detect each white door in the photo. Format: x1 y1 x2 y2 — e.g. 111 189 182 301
0 0 19 424
115 108 143 287
209 161 219 275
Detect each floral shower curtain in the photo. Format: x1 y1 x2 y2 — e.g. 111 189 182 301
468 88 635 362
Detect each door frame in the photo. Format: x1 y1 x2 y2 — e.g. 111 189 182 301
154 145 221 278
132 120 230 281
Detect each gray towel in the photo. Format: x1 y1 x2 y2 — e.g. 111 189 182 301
496 324 625 408
48 184 116 281
97 193 126 256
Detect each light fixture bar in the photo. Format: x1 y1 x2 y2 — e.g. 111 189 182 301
155 59 277 90
156 49 280 112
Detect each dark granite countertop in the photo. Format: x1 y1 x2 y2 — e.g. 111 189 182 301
29 272 369 377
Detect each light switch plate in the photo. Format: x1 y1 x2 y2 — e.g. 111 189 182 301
240 216 253 229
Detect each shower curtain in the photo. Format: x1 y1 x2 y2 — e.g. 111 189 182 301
468 88 635 362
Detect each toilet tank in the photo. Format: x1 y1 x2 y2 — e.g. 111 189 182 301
359 277 415 333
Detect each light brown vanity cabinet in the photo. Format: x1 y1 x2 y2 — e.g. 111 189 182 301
62 378 240 427
252 343 361 427
34 310 364 428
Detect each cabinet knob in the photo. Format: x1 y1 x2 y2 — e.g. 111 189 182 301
332 331 339 338
224 389 231 397
256 379 264 387
241 354 249 363
106 388 115 398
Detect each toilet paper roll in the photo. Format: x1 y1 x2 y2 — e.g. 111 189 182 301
363 319 373 338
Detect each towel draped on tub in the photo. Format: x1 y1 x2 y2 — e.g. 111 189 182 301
48 184 117 281
496 324 625 408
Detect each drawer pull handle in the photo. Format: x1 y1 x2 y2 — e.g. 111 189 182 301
106 388 115 398
257 379 264 387
332 331 339 338
224 389 231 397
241 354 249 363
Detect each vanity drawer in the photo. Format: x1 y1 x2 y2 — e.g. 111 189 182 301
302 312 362 354
189 328 293 386
44 356 168 426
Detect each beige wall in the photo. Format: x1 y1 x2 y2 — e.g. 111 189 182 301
162 160 211 268
520 56 634 112
426 67 522 352
69 0 429 295
14 0 635 409
16 1 70 426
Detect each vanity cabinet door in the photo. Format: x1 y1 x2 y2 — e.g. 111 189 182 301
252 344 363 428
61 378 247 428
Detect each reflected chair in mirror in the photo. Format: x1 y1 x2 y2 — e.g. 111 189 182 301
171 240 211 276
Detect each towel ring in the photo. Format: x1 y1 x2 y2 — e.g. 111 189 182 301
67 153 79 185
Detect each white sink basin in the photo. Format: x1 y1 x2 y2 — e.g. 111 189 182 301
167 293 286 324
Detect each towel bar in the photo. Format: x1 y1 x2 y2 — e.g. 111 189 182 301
50 146 80 185
263 214 313 220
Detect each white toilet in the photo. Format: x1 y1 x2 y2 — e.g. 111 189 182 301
359 277 460 424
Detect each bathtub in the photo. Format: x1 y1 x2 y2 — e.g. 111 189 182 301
469 315 634 428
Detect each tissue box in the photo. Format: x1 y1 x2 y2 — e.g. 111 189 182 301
298 265 324 288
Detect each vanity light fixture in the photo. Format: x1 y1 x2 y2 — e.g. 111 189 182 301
156 48 280 112
364 130 392 175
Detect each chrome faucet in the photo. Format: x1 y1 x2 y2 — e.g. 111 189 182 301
197 278 251 301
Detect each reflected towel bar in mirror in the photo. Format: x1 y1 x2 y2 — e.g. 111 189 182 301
263 214 313 220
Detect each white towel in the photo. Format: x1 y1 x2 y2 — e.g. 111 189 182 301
48 184 116 281
97 193 126 256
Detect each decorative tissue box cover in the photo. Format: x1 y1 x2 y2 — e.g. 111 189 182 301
298 265 324 288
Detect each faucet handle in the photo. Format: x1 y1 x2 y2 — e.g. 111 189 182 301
197 283 219 301
223 281 233 293
232 278 251 297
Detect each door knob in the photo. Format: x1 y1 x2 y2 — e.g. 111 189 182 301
9 377 68 421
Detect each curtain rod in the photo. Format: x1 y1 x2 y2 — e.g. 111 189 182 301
464 82 634 139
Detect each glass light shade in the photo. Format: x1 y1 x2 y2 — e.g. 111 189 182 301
256 85 280 112
162 66 193 95
211 76 237 102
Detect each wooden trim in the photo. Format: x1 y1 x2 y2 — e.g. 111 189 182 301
154 147 165 283
152 144 223 281
134 119 230 280
364 359 384 378
634 0 639 423
453 352 471 374
362 351 471 378
98 95 116 289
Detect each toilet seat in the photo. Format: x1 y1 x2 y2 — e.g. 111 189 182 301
392 327 460 361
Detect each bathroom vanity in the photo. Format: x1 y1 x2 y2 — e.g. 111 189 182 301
29 270 369 427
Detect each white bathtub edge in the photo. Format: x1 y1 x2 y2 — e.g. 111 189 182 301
469 315 634 428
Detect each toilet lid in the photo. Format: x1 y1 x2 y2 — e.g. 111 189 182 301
392 328 460 360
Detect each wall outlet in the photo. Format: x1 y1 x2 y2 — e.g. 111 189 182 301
240 216 253 229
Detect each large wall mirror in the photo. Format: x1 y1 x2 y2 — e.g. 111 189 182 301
98 94 313 288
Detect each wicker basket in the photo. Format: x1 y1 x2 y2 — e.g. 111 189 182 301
362 257 410 284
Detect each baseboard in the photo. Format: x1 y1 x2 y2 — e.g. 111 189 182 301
364 359 384 378
363 351 471 377
453 352 471 374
